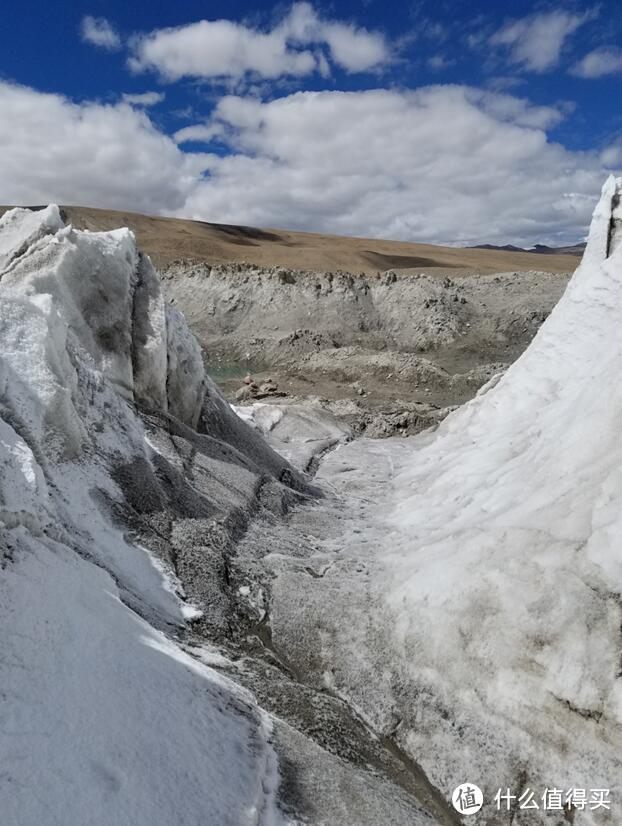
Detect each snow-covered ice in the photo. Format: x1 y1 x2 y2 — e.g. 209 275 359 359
0 207 286 826
232 401 351 470
0 538 283 826
384 175 622 805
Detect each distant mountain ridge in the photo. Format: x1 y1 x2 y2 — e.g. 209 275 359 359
471 242 586 257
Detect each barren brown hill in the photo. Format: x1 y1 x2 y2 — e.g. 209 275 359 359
0 204 578 274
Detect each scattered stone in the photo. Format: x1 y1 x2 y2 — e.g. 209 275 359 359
235 385 253 401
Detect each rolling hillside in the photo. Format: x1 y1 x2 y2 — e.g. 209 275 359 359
0 205 578 274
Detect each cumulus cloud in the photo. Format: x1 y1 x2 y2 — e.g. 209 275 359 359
0 80 615 247
180 87 611 246
81 15 121 51
0 81 205 214
490 9 594 72
173 124 223 144
572 46 622 78
121 91 165 106
279 2 388 73
128 2 389 82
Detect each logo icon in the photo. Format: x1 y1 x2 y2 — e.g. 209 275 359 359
452 783 484 815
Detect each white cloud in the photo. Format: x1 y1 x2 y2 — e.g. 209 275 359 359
279 2 388 73
128 2 389 82
174 124 222 144
81 15 121 51
180 87 612 246
490 10 594 72
0 81 206 214
122 91 166 107
463 88 565 129
572 46 622 78
0 80 616 247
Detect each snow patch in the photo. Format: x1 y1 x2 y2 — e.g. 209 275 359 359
233 402 285 431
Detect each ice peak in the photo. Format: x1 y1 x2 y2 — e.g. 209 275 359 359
582 174 622 264
0 206 207 437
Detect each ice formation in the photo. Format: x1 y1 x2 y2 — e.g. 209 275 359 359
0 207 289 826
382 176 622 814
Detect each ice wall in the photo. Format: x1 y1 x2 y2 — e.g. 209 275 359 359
0 207 287 826
385 176 622 818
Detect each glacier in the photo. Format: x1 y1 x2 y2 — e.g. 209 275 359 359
2 177 622 825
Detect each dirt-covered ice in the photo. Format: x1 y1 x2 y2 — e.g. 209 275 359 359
0 206 295 826
233 178 622 824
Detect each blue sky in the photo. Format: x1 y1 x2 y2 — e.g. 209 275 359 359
1 1 621 245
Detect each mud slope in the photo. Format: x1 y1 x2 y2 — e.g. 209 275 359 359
0 204 577 273
163 262 570 420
